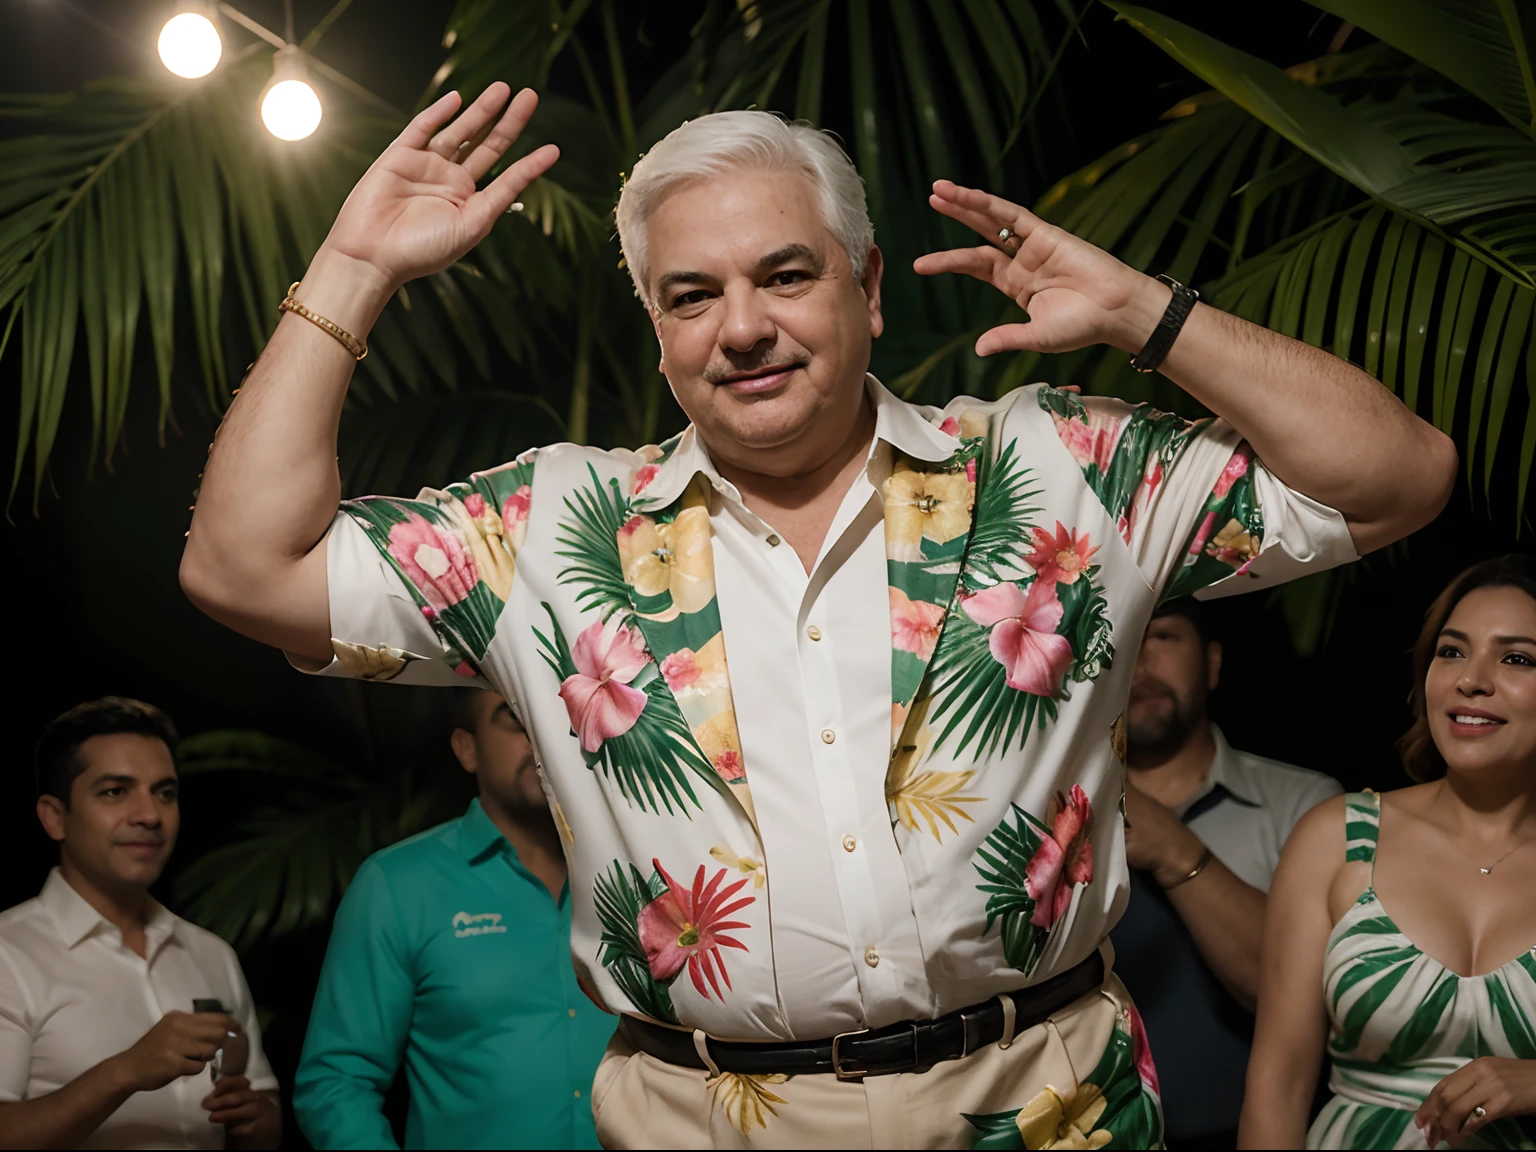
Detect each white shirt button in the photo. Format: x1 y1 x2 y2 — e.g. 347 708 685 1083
766 533 781 547
821 728 836 744
806 624 823 641
842 834 857 852
864 947 880 968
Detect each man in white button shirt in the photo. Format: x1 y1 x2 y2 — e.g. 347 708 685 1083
179 86 1453 1147
0 698 280 1149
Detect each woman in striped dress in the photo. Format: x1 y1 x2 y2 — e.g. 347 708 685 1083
1240 555 1536 1149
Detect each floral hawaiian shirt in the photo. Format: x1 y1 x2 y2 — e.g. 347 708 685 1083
302 376 1356 1041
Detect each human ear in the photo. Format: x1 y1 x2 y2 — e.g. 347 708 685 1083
36 795 66 843
862 245 885 339
1206 640 1223 692
450 728 479 776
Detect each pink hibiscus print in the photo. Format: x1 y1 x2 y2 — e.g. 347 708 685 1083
632 464 661 494
1025 784 1095 928
939 415 960 436
557 620 650 753
1051 407 1121 474
638 859 754 1000
961 580 1074 697
1212 449 1250 498
713 748 745 782
386 513 478 611
501 485 532 531
890 587 947 661
1124 999 1161 1094
1025 522 1099 586
659 648 702 693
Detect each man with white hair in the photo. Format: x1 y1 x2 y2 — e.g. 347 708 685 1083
181 85 1454 1147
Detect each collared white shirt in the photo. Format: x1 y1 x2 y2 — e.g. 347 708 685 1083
0 869 277 1149
305 375 1356 1040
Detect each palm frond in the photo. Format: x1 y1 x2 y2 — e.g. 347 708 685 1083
554 464 634 620
927 607 1058 757
592 859 677 1022
964 438 1042 587
974 802 1050 974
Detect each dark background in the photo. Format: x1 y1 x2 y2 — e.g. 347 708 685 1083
0 1 1525 1147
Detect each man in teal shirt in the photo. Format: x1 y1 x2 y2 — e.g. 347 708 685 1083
294 691 614 1149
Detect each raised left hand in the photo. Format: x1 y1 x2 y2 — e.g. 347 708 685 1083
914 180 1169 358
202 1075 277 1141
1415 1057 1536 1148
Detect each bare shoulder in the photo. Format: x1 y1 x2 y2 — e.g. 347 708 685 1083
1283 791 1348 862
1376 781 1442 821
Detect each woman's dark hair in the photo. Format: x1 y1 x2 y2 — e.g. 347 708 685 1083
34 697 180 806
1398 554 1536 781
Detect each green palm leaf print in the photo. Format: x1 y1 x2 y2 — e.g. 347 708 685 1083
974 802 1051 976
592 860 677 1024
555 464 633 621
964 437 1041 589
534 603 723 816
927 607 1058 758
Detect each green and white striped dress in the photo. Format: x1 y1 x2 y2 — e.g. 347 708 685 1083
1309 791 1536 1149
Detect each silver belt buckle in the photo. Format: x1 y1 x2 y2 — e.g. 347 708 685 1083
830 1027 870 1080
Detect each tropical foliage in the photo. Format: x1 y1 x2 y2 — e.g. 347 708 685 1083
3 0 1530 950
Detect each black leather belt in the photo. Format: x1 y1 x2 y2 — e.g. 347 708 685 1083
623 949 1104 1080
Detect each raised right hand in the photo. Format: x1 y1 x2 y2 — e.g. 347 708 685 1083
320 84 560 291
112 1010 242 1093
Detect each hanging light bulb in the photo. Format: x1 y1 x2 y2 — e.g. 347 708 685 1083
260 46 322 141
157 4 222 79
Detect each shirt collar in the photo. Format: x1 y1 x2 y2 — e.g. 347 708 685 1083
634 373 960 511
1201 726 1264 809
453 798 510 863
40 867 178 953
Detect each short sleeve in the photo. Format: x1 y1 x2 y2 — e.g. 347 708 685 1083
0 946 32 1103
295 457 536 688
1037 388 1357 601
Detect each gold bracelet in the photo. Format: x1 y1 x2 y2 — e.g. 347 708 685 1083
278 281 368 360
1162 846 1213 890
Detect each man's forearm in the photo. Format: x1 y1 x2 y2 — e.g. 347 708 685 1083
0 1054 136 1149
1158 854 1266 1009
180 247 394 658
1106 281 1455 552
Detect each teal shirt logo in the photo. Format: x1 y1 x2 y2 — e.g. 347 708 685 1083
452 910 507 937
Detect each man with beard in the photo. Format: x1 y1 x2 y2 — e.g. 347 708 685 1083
293 691 613 1150
0 698 280 1149
1110 599 1340 1148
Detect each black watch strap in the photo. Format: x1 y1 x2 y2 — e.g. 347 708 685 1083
1130 274 1199 374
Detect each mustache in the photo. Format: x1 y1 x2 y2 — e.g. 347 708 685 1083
702 352 805 385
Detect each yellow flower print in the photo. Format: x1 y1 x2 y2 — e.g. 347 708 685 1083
958 406 992 441
694 709 746 784
1014 1084 1112 1149
423 489 518 602
883 463 973 562
707 1071 788 1137
886 699 984 843
1206 518 1260 567
1110 713 1127 763
710 845 766 889
330 640 411 681
618 503 714 617
552 798 575 852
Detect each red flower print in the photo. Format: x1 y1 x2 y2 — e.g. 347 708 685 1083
638 859 754 1000
1024 784 1094 928
939 415 960 436
712 748 745 782
1123 999 1161 1094
890 587 948 660
961 581 1074 697
1025 522 1100 586
501 485 532 531
660 648 702 693
1050 407 1121 474
557 620 650 753
387 513 478 611
462 493 487 518
633 463 661 494
1212 450 1250 498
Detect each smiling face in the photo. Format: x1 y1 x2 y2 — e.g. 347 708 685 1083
1425 585 1536 776
644 166 884 475
37 733 180 891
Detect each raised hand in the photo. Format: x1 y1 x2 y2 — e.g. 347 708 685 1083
914 180 1167 358
111 1010 243 1093
321 83 560 291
